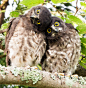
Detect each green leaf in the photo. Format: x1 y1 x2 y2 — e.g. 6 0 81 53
65 10 70 15
51 0 74 4
0 49 4 53
65 18 72 23
83 9 86 13
76 24 86 34
20 0 44 9
52 0 67 4
79 61 86 69
80 38 86 44
1 23 9 30
81 43 86 56
0 10 6 14
10 11 20 17
80 2 86 7
37 64 42 70
67 0 75 2
80 2 86 13
68 15 83 25
81 58 86 64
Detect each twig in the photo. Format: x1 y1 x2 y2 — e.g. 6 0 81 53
49 2 64 17
0 29 7 33
74 0 80 16
0 54 6 59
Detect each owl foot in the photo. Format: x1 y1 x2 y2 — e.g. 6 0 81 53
54 72 79 79
25 65 38 71
54 72 65 79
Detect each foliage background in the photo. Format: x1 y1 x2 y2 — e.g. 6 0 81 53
0 0 86 87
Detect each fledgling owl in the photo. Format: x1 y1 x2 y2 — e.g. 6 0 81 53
5 5 51 67
42 17 81 75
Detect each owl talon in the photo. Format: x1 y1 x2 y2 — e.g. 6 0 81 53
58 73 65 76
71 74 78 79
25 65 30 69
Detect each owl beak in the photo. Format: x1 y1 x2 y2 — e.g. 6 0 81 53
51 25 62 32
30 12 39 19
30 11 39 19
30 15 39 19
51 25 59 32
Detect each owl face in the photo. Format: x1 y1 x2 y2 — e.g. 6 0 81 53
30 7 41 26
30 5 52 31
46 17 67 39
30 7 41 19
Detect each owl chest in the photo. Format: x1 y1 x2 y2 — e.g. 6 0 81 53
8 28 46 67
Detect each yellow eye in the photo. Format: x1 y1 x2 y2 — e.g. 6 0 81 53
37 20 40 24
54 22 59 26
47 28 51 33
37 10 40 14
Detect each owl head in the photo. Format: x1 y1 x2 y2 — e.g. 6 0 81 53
46 16 68 39
27 5 52 31
65 23 78 32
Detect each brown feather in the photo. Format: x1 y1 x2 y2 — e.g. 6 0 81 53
5 5 52 67
42 17 81 75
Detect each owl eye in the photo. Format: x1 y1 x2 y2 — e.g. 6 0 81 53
47 28 51 33
37 20 40 24
54 22 59 26
37 10 40 14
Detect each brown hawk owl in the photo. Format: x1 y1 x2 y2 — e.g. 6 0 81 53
42 17 81 75
5 5 51 67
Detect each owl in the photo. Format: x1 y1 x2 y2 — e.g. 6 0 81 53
42 16 81 75
26 5 51 31
65 23 78 32
5 5 51 67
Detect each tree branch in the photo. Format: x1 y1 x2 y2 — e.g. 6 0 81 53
74 0 81 16
0 54 6 59
0 66 86 88
0 29 7 33
0 0 9 28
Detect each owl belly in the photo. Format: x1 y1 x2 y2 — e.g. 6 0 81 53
8 26 46 67
42 30 81 75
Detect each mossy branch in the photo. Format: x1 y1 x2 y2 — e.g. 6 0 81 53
0 65 86 88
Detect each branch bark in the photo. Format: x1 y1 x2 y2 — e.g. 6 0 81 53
0 66 86 88
0 29 7 33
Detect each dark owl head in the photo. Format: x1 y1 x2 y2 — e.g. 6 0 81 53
26 5 52 31
65 23 78 32
46 16 67 39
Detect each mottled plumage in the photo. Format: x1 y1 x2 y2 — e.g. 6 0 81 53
5 5 51 67
42 17 81 75
26 5 51 31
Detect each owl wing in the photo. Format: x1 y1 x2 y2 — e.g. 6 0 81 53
5 15 46 67
5 17 20 66
65 23 78 32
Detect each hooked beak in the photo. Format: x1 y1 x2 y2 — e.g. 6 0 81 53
30 12 39 19
51 25 59 32
30 15 39 19
51 25 62 32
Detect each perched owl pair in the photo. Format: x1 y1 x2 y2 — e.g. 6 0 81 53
5 5 51 67
5 5 81 75
42 17 81 75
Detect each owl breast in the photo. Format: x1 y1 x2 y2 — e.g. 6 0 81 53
8 19 46 67
42 29 81 75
